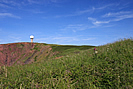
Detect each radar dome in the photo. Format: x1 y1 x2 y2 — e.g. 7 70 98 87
30 35 34 39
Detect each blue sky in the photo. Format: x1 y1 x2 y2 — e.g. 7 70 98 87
0 0 133 46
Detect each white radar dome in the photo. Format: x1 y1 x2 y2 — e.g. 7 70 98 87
30 35 34 39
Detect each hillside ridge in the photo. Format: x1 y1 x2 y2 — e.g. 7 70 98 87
0 42 55 66
0 42 94 66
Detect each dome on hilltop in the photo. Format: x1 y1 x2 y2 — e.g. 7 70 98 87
30 35 34 39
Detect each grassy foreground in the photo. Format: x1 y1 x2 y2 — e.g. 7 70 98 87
0 38 133 88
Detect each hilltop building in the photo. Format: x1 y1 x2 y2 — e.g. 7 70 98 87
30 35 34 43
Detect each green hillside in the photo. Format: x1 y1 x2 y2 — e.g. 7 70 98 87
51 45 95 58
0 38 133 88
0 42 94 66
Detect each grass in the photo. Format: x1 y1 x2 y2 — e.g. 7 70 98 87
51 45 95 57
0 38 133 88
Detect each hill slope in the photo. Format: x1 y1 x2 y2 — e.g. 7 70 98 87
0 42 94 66
0 38 133 88
0 43 54 66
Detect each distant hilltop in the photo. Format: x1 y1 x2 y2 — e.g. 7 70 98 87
0 42 94 66
0 42 54 66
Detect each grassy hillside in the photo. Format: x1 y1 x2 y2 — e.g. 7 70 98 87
51 45 95 57
0 38 133 88
0 42 94 66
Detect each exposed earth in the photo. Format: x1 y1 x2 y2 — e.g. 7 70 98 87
0 42 56 66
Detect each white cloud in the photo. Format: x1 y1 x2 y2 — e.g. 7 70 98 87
102 11 132 17
86 2 133 26
0 3 11 8
77 9 93 15
83 38 96 41
54 3 120 18
27 0 62 4
61 24 89 32
53 36 79 42
88 17 110 26
102 11 133 22
55 7 94 18
104 12 133 23
88 17 96 21
76 4 118 16
27 0 41 4
0 13 21 19
0 0 20 6
35 36 79 44
35 35 96 45
93 21 110 25
97 3 119 10
88 11 133 26
112 14 133 21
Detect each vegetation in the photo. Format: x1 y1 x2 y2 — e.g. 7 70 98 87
51 45 94 57
0 38 133 88
33 44 40 51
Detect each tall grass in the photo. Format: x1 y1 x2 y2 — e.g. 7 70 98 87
0 38 133 88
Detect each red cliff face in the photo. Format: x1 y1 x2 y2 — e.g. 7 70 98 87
0 43 54 66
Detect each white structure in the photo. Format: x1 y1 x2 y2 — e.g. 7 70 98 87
30 35 34 43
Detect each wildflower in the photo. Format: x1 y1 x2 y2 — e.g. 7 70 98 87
94 48 98 54
94 48 96 51
95 51 98 54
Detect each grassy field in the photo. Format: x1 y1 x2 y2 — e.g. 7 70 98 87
0 38 133 88
51 45 95 57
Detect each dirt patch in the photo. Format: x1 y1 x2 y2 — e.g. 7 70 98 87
55 56 63 59
0 42 55 66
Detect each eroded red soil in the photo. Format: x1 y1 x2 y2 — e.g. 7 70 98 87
0 42 54 66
